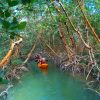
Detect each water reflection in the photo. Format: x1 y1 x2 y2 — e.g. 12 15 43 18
40 68 48 75
7 62 100 100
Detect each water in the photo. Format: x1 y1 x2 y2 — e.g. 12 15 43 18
7 62 100 100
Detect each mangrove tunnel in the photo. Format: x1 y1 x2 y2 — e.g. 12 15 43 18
0 0 100 100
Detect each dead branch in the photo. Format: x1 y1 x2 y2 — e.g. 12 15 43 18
22 41 37 65
0 38 23 68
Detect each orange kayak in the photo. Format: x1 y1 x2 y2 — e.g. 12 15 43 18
38 63 48 69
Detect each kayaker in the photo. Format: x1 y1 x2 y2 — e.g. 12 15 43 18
39 58 46 64
34 54 41 62
35 54 41 60
34 54 47 65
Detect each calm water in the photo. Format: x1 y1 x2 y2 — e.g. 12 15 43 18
7 62 100 100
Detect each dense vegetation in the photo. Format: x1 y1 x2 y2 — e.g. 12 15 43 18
0 0 100 97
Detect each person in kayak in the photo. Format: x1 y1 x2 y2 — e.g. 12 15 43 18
34 54 47 64
39 58 46 64
34 54 41 62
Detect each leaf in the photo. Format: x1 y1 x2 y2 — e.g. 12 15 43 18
2 20 10 29
8 0 19 7
12 17 18 26
5 10 11 17
21 0 37 5
10 25 18 30
13 17 18 23
9 17 18 30
18 21 26 29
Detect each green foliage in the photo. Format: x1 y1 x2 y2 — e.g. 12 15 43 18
21 0 38 5
0 0 27 39
2 20 10 29
5 10 11 17
7 0 19 7
0 0 99 67
18 21 27 29
12 59 23 65
0 0 99 44
10 17 18 30
0 77 9 84
10 32 16 39
0 77 3 82
0 9 5 18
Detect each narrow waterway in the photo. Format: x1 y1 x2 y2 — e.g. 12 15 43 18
7 62 100 100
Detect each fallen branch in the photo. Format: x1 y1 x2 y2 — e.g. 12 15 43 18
86 81 95 86
21 33 39 65
0 38 22 68
0 84 13 99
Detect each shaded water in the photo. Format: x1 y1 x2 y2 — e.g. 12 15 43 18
7 62 100 100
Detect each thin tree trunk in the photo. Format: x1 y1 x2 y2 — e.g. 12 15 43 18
76 0 100 42
59 1 91 49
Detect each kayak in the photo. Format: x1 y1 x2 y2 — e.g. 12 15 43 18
38 63 48 69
